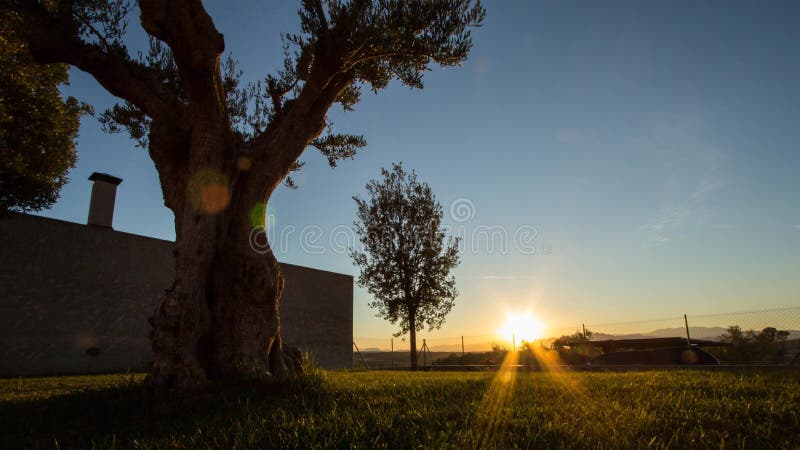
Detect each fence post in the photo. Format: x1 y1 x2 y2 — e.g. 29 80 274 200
422 338 427 366
391 338 394 369
353 341 369 370
684 314 691 346
462 335 465 357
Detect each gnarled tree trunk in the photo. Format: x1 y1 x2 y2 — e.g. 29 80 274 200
146 118 300 388
135 1 318 389
148 224 286 387
147 180 287 387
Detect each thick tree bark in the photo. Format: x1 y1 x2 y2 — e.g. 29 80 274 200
203 183 288 380
147 131 289 388
138 0 301 388
144 94 310 386
142 67 343 389
148 233 285 388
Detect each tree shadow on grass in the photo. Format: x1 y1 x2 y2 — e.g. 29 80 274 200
0 376 319 448
0 372 503 448
0 371 655 448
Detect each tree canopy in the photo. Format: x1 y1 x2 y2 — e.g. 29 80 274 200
9 0 485 192
0 10 84 212
351 163 460 368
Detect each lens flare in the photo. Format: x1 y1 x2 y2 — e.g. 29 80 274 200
498 311 545 343
237 156 252 171
187 169 231 214
200 183 230 213
249 202 267 228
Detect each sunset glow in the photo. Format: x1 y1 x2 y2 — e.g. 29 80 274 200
498 311 545 343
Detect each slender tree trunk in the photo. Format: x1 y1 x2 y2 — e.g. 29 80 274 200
409 316 418 370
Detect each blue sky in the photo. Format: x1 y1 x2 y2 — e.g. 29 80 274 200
42 0 800 340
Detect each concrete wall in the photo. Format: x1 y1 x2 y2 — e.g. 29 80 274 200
0 212 352 376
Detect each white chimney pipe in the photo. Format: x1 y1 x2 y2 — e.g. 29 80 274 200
87 172 123 228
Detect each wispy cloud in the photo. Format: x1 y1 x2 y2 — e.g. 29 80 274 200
691 174 723 202
637 114 726 245
479 275 532 281
555 128 592 144
639 205 690 243
793 224 800 230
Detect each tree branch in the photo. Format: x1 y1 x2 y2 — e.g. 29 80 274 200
138 0 226 110
248 69 354 191
74 12 113 53
138 0 224 66
311 0 329 33
13 0 178 121
267 78 286 118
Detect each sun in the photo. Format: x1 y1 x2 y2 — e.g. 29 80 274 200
498 311 545 343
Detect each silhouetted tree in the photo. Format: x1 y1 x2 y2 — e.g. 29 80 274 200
517 340 545 367
718 326 790 364
4 0 484 389
0 10 86 212
550 329 593 352
351 163 460 369
491 344 507 353
550 329 597 364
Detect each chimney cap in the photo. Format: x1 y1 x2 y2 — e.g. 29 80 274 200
88 172 123 186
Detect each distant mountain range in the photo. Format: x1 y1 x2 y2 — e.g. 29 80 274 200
587 326 732 342
590 327 800 342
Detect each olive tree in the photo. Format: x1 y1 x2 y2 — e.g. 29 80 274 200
5 0 483 389
351 163 460 369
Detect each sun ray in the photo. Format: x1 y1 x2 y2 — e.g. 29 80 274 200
473 349 519 447
497 310 546 344
469 311 632 446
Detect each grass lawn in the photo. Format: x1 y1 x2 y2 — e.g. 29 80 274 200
1 369 798 449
